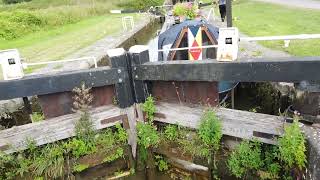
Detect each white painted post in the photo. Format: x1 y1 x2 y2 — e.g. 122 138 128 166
284 40 291 48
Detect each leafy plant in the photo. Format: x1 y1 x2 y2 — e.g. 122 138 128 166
73 163 89 172
115 123 128 144
118 0 164 10
0 152 17 179
142 96 156 123
173 3 197 19
155 155 169 172
277 117 306 170
31 112 44 123
103 147 124 163
227 140 263 178
2 0 32 4
137 122 159 149
164 124 178 141
198 109 222 152
31 143 65 179
64 138 96 158
72 83 96 143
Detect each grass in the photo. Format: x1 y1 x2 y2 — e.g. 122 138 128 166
233 0 320 56
0 13 142 76
0 14 141 62
0 0 145 77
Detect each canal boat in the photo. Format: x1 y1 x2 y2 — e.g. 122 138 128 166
157 9 238 101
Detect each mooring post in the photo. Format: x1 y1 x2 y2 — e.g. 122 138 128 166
107 48 134 108
129 45 150 103
226 0 233 27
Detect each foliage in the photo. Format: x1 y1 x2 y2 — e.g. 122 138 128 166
164 124 178 141
0 85 129 179
103 147 124 163
277 117 306 170
198 109 222 151
142 96 156 123
31 143 65 179
155 155 169 172
0 0 127 40
227 140 263 178
173 2 198 19
64 138 96 158
0 152 17 179
2 0 31 5
31 112 44 122
72 83 96 143
73 163 89 172
115 123 128 144
258 146 281 179
118 0 164 10
176 128 210 158
137 122 159 149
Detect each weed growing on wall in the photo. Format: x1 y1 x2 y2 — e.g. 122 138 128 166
227 117 307 179
31 112 44 123
142 95 156 123
137 122 159 150
164 124 178 141
72 83 96 143
227 140 263 178
198 109 222 152
198 109 223 175
155 155 169 172
278 116 306 172
0 83 129 180
138 95 159 163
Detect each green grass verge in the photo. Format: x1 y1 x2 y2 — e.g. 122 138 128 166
233 0 320 56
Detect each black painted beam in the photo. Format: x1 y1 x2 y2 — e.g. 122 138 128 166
133 57 320 82
108 48 134 108
0 67 122 100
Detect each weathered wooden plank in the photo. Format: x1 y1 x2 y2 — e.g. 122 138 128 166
0 105 124 154
0 67 122 100
133 57 320 82
154 102 286 144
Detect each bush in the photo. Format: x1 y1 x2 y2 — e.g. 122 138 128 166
227 140 263 178
2 0 32 4
118 0 164 10
278 117 306 170
173 2 197 19
0 10 44 40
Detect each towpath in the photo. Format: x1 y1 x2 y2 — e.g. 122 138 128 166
254 0 320 10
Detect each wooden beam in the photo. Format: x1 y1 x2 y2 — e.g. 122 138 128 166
153 102 286 144
0 105 124 154
0 67 122 101
133 57 320 82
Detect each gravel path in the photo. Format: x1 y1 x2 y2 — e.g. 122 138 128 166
254 0 320 10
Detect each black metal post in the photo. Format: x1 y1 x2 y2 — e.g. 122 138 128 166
226 0 233 27
108 48 134 108
130 45 150 103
